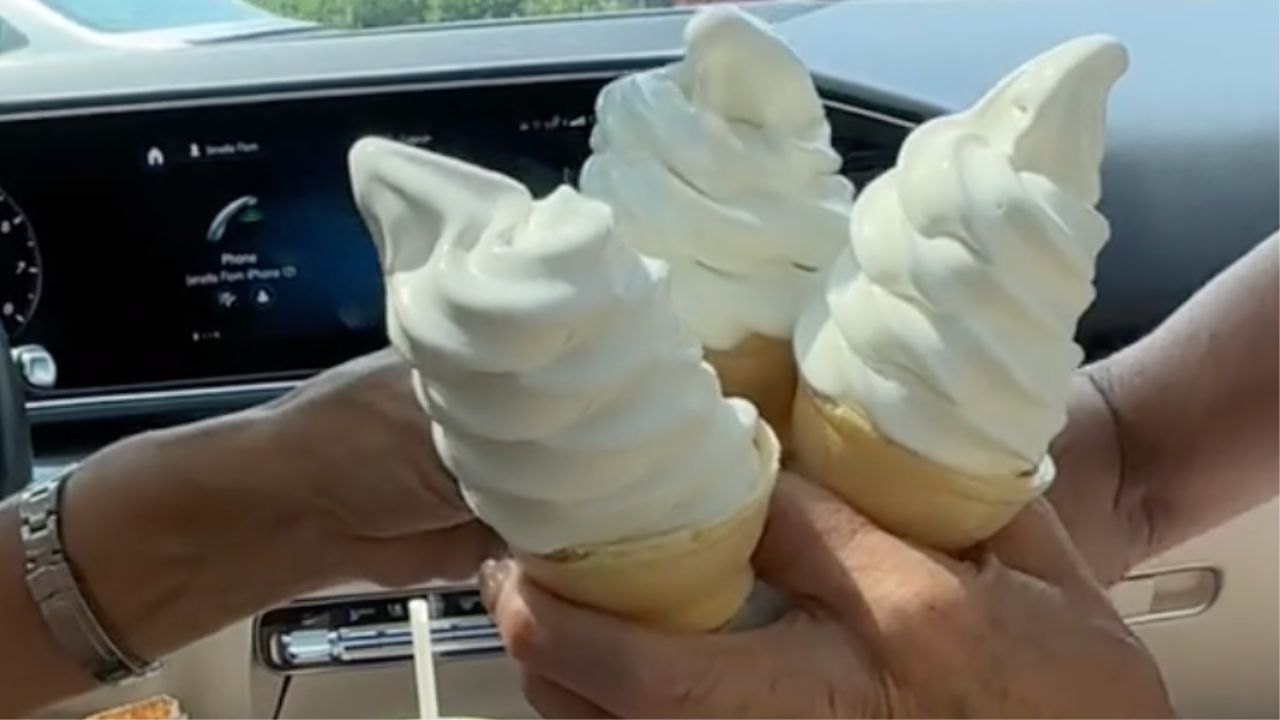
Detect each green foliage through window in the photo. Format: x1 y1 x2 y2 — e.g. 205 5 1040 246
251 0 683 27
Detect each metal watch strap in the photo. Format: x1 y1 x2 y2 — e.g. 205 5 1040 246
19 466 157 684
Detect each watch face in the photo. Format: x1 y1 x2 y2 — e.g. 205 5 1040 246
18 475 60 539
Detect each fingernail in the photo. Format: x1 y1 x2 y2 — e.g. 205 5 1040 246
478 558 512 612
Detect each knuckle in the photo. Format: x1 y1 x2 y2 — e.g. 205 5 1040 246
893 570 986 640
929 589 985 638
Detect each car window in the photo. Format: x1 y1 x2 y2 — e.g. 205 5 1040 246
37 0 275 33
5 0 758 61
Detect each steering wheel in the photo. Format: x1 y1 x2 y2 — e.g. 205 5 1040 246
0 329 33 499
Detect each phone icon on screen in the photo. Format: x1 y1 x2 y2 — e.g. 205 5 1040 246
207 195 262 244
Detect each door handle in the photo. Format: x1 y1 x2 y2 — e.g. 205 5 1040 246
1110 564 1223 625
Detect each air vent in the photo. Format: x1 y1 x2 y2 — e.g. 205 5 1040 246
254 588 502 673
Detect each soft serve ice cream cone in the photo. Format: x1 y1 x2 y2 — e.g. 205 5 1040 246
791 36 1129 550
580 6 853 444
350 138 779 631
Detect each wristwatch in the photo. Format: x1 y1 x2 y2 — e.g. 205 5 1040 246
19 465 158 684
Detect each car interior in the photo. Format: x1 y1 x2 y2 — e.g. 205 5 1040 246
0 0 1276 717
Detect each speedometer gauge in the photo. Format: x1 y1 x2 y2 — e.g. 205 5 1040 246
0 190 41 338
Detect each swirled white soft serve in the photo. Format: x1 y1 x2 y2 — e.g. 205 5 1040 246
580 6 851 439
348 138 769 555
789 36 1129 549
580 5 851 349
795 35 1129 479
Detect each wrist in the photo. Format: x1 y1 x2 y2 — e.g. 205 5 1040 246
60 411 349 661
1085 360 1159 571
1047 366 1146 585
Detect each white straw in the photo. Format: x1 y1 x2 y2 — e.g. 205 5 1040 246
408 597 439 719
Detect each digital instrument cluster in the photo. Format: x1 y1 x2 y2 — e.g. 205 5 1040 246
0 75 908 399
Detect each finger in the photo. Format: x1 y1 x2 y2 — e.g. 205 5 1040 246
479 558 740 718
522 672 615 719
354 521 502 586
753 472 923 605
982 498 1109 603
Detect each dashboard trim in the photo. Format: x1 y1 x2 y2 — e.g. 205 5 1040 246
27 381 300 422
820 97 917 131
0 62 667 122
0 66 919 130
14 72 916 423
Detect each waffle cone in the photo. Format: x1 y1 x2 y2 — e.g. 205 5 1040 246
791 382 1053 551
516 418 780 632
705 334 797 449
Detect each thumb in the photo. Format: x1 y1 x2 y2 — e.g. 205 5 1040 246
479 558 744 718
982 498 1110 604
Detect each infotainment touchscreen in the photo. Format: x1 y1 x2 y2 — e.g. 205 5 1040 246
0 78 604 395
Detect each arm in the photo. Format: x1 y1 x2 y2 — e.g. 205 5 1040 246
1049 233 1279 583
0 414 330 712
0 351 492 716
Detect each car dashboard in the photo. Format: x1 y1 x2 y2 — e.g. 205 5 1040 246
0 0 1274 716
0 57 909 415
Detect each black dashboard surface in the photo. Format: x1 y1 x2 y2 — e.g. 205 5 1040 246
0 78 607 394
0 0 1274 418
0 64 909 402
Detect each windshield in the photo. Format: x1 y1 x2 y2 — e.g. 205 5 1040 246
38 0 277 32
1 0 749 59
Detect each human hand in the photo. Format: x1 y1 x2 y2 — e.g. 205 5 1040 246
257 348 498 585
481 474 1173 718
